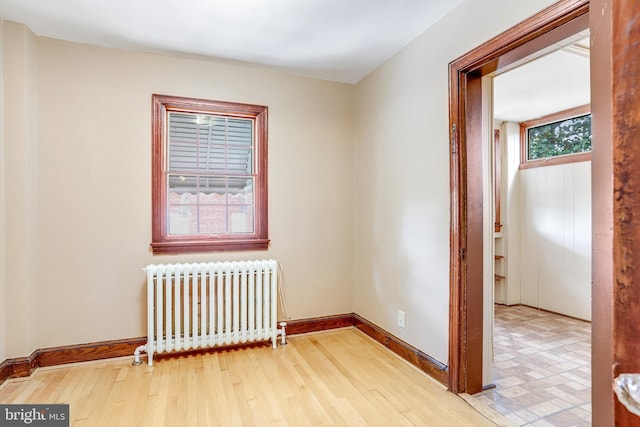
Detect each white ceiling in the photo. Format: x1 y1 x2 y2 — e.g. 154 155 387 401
0 0 462 84
493 33 590 122
0 1 590 117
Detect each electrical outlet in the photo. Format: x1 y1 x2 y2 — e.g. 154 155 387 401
398 310 406 328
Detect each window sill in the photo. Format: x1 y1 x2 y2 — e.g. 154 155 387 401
519 151 591 169
150 238 270 254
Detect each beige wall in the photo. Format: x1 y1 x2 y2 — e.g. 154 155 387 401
2 27 355 357
0 21 5 362
0 20 5 363
354 0 557 364
2 0 565 365
2 21 38 359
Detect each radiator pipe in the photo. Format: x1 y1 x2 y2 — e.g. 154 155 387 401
279 322 287 345
133 345 147 366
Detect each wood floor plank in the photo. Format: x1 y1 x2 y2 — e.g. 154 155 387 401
0 329 498 426
121 365 152 426
56 365 91 405
150 359 172 426
241 351 287 425
303 335 402 426
72 364 117 422
269 345 336 425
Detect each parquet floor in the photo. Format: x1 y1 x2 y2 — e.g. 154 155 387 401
474 305 591 426
0 328 496 426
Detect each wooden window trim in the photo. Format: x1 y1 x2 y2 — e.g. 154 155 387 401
519 104 591 169
151 94 269 254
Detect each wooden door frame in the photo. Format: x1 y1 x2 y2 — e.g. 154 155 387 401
450 0 640 424
591 0 640 425
448 0 590 395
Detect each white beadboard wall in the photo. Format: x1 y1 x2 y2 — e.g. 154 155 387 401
519 161 592 320
500 121 522 306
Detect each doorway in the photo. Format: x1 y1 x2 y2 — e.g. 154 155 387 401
447 0 590 396
449 0 640 424
474 33 594 423
490 30 591 320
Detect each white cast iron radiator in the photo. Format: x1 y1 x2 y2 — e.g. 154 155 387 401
134 260 286 366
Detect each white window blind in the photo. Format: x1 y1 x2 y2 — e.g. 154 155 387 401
166 112 255 235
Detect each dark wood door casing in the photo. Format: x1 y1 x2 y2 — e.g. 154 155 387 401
596 1 640 425
447 0 589 396
449 0 640 424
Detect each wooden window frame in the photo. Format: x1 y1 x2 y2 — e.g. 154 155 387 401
151 94 269 254
519 104 591 169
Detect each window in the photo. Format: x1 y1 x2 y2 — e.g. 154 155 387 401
151 94 269 254
520 104 591 169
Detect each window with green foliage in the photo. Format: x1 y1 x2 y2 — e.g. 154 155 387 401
527 114 591 160
520 105 591 168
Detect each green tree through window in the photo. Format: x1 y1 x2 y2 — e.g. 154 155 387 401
527 114 591 160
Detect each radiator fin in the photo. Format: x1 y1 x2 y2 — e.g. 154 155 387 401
139 260 284 366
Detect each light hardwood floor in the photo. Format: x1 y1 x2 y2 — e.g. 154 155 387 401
0 329 496 426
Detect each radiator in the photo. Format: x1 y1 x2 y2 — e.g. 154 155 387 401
134 259 286 366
